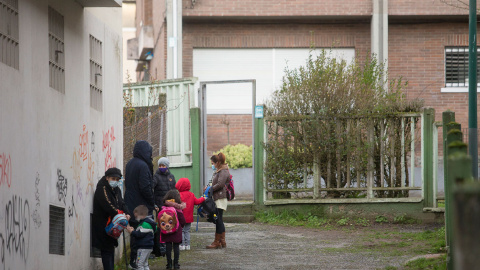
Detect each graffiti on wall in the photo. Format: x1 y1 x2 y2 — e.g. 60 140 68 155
79 125 88 162
71 148 82 184
86 152 95 195
0 195 31 268
91 131 95 152
31 173 42 229
103 126 117 171
0 153 11 189
56 169 68 205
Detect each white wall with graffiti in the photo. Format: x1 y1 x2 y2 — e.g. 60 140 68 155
0 0 123 269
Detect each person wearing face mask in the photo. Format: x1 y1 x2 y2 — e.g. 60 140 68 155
153 157 176 209
152 157 176 258
92 167 130 270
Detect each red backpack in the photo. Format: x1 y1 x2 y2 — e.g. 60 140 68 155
225 174 235 201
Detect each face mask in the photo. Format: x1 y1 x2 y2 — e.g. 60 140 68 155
136 217 141 222
159 167 168 173
212 165 216 171
109 181 119 188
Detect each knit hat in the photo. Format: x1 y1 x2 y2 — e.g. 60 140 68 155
158 157 170 168
105 167 122 178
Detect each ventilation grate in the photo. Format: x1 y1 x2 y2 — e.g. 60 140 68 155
49 205 65 255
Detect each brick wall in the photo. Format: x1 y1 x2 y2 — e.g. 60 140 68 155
388 22 480 127
182 22 371 77
389 0 479 15
182 0 372 16
206 114 253 156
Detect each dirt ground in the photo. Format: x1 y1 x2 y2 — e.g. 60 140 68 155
146 222 443 270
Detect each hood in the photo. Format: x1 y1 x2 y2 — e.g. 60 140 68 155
175 178 191 192
133 140 153 173
142 217 157 228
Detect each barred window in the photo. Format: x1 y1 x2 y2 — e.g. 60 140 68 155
445 47 480 87
48 7 65 93
0 0 19 69
49 205 65 255
90 35 102 110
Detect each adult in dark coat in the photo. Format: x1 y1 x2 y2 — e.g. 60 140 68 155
92 167 130 270
153 157 176 208
124 140 155 268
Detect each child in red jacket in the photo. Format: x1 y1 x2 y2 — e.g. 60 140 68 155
175 177 205 250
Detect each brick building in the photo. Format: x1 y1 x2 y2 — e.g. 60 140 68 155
128 0 480 154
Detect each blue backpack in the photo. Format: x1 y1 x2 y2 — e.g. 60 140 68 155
105 213 128 239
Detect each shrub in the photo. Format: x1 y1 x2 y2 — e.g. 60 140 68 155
214 144 253 169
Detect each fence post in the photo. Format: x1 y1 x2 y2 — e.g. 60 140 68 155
190 107 201 197
453 181 480 270
423 108 435 207
442 111 456 205
254 115 265 205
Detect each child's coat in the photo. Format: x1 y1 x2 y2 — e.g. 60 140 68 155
175 177 205 223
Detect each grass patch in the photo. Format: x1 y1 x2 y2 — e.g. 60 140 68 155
404 254 446 270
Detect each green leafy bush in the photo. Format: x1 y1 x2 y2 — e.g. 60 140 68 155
214 144 253 169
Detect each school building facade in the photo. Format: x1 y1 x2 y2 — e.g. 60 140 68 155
127 0 480 157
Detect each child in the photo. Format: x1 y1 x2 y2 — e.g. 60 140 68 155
126 205 157 270
175 178 205 250
160 190 186 270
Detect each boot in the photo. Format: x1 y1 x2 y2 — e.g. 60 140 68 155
206 233 222 249
166 259 173 270
220 232 226 248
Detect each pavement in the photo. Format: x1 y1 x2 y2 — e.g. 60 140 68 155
144 222 439 270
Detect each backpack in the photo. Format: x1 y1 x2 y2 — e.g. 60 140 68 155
196 186 218 230
105 213 128 239
225 174 235 201
157 206 180 235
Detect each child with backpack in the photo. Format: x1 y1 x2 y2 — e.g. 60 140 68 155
158 190 186 270
175 178 205 250
126 205 157 270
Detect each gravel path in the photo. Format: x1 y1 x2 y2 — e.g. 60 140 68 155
147 222 438 270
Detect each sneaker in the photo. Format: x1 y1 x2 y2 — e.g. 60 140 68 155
179 245 185 251
185 245 190 250
128 262 138 269
174 263 181 269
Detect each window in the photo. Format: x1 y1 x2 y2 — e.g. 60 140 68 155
90 35 103 110
445 47 480 87
48 7 65 93
0 0 19 69
49 205 65 255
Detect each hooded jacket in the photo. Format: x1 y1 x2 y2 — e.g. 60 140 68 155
92 177 128 251
175 178 205 223
125 141 155 215
153 168 176 207
131 217 157 249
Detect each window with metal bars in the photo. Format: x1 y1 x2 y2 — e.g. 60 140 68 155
445 47 480 87
49 205 65 255
0 0 19 69
90 35 103 110
48 6 65 93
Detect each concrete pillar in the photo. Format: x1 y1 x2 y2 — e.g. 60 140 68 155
166 0 182 79
371 0 388 69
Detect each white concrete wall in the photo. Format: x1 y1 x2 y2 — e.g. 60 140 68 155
122 1 137 83
0 1 123 269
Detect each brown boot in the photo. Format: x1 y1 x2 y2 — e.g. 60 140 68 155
220 232 226 248
206 233 222 249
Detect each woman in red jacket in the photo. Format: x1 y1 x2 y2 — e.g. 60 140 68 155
175 177 205 250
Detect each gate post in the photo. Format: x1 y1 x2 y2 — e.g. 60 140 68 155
254 113 265 205
190 107 202 196
423 108 435 207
